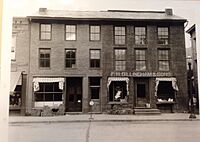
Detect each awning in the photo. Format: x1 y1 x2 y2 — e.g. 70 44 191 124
107 77 129 95
10 72 21 92
33 77 65 92
155 77 179 96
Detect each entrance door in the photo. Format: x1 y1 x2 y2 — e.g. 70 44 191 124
66 78 82 112
135 79 149 107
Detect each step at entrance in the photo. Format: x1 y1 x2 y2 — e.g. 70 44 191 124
134 108 161 115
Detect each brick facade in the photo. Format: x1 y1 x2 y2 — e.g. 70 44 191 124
11 9 188 115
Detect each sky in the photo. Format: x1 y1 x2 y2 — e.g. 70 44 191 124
9 0 200 48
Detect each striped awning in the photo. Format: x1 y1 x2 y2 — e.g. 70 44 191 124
155 77 179 96
33 77 65 92
107 77 129 95
10 72 21 92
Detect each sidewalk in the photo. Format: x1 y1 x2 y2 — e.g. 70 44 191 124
9 113 200 124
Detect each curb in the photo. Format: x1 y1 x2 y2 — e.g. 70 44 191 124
9 118 200 124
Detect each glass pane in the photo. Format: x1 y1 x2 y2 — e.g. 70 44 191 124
115 49 126 60
91 87 100 99
44 93 54 101
90 77 100 86
90 50 100 59
35 93 44 101
54 93 62 101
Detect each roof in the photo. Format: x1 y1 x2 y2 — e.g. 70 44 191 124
186 24 195 34
27 9 186 22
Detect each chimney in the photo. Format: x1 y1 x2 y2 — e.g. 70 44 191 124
165 8 173 16
39 8 47 14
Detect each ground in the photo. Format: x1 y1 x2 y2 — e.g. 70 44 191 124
9 121 200 142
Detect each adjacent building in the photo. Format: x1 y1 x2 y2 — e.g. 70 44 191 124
10 8 188 115
186 25 199 111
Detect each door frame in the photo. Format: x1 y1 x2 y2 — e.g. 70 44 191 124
134 78 149 107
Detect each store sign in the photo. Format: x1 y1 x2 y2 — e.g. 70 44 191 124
110 71 172 77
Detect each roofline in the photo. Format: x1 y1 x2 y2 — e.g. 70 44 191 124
107 10 165 13
27 16 187 23
186 24 195 33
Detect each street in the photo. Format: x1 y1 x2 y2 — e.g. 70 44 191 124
9 121 200 142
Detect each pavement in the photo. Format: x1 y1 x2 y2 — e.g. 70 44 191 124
9 113 200 124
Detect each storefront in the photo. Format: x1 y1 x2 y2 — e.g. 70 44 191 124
108 71 179 112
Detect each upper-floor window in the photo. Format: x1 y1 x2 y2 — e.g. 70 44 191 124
135 27 147 45
114 26 126 45
158 49 170 71
90 25 100 41
11 34 17 60
65 25 76 40
135 49 146 71
157 27 169 45
65 49 76 68
114 49 126 71
39 48 51 68
40 24 52 40
90 49 101 68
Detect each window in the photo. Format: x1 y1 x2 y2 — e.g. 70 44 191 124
90 50 100 68
158 50 170 71
157 27 169 45
114 49 126 71
35 83 62 102
65 49 76 68
135 49 146 71
157 81 174 100
39 49 51 68
40 24 51 40
11 34 16 60
89 77 101 99
90 25 100 41
109 81 127 102
114 26 126 45
135 27 147 45
65 25 76 40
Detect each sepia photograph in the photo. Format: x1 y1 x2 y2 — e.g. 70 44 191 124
1 0 200 142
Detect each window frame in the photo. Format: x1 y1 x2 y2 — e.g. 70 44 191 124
39 48 51 68
89 77 101 100
158 49 170 71
114 26 126 45
65 49 76 68
65 25 77 41
90 49 101 68
135 49 147 71
134 27 147 45
89 25 101 41
114 49 126 71
39 23 52 41
34 82 63 102
157 27 169 45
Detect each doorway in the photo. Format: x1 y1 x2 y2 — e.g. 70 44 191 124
66 77 82 112
135 79 149 107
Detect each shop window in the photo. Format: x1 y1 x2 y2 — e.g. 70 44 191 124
10 85 22 107
89 77 101 99
39 48 51 68
157 27 169 45
135 27 147 45
157 81 174 100
90 49 101 68
40 24 51 40
65 25 76 40
114 26 126 45
114 49 126 71
65 49 76 68
158 49 170 71
35 83 63 102
135 49 146 71
109 81 127 102
90 25 100 41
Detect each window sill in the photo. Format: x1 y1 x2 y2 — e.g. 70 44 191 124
156 101 175 105
108 101 128 105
